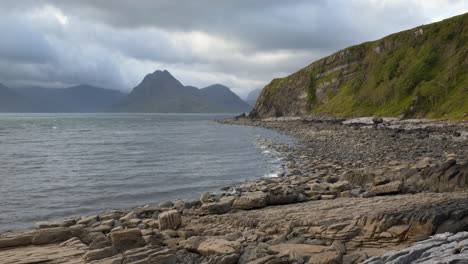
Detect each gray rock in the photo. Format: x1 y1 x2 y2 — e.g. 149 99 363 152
159 200 174 208
362 232 468 264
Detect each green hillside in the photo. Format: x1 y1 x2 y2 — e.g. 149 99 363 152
251 13 468 120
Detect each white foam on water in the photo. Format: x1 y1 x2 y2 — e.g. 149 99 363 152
264 172 279 178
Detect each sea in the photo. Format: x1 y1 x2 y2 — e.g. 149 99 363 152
0 113 293 232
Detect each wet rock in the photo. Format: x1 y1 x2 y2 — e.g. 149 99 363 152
158 210 181 230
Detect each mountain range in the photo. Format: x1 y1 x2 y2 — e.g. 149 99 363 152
111 70 251 113
0 70 252 113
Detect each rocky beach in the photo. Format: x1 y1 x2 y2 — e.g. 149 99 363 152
0 116 467 264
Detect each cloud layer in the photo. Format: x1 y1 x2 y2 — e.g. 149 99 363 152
0 0 466 97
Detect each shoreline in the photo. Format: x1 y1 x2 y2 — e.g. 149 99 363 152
1 116 468 263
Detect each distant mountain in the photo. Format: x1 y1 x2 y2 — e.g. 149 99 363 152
13 85 126 113
0 83 36 112
245 88 262 106
112 70 250 113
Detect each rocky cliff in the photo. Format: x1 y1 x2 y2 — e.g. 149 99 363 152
251 13 468 120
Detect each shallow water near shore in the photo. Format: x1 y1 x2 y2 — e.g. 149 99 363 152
0 113 293 232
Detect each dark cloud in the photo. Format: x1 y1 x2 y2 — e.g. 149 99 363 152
0 0 465 96
0 20 55 63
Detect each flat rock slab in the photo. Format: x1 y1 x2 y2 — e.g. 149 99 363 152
0 242 86 264
269 243 330 256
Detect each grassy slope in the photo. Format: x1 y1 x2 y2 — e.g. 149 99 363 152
264 13 468 120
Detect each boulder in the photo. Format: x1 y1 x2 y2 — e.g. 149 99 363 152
306 251 343 264
233 192 268 210
82 246 118 261
148 253 179 264
158 210 181 230
159 200 174 208
329 181 351 192
198 201 232 215
371 181 402 195
119 212 137 223
197 238 240 256
77 215 98 226
108 228 146 251
267 186 299 205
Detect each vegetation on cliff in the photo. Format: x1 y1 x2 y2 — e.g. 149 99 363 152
252 13 467 120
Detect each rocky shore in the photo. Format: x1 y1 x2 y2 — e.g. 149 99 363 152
1 116 467 264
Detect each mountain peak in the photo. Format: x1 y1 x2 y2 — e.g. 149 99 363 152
114 71 251 113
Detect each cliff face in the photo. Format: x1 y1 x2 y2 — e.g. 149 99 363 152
251 13 468 120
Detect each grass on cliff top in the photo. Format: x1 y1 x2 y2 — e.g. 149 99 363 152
311 13 468 120
261 13 467 120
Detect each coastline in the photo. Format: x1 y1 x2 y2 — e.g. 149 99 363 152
1 116 468 263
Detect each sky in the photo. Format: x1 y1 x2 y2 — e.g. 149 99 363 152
0 0 466 98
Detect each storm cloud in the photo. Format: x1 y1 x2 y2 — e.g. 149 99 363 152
0 0 466 96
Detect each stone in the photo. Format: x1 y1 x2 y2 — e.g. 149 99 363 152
371 181 402 195
179 236 207 252
411 157 433 169
89 235 112 249
82 246 118 261
158 210 181 230
119 212 137 222
148 253 178 264
268 191 298 205
159 200 174 208
306 251 343 264
99 212 120 221
137 223 148 230
197 238 240 256
361 232 468 264
329 181 350 192
184 200 202 209
219 253 240 264
198 201 232 215
233 191 268 210
108 228 146 251
88 218 99 227
309 183 328 192
89 225 113 233
289 249 305 264
321 194 336 200
77 215 98 226
200 192 211 203
126 218 142 228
